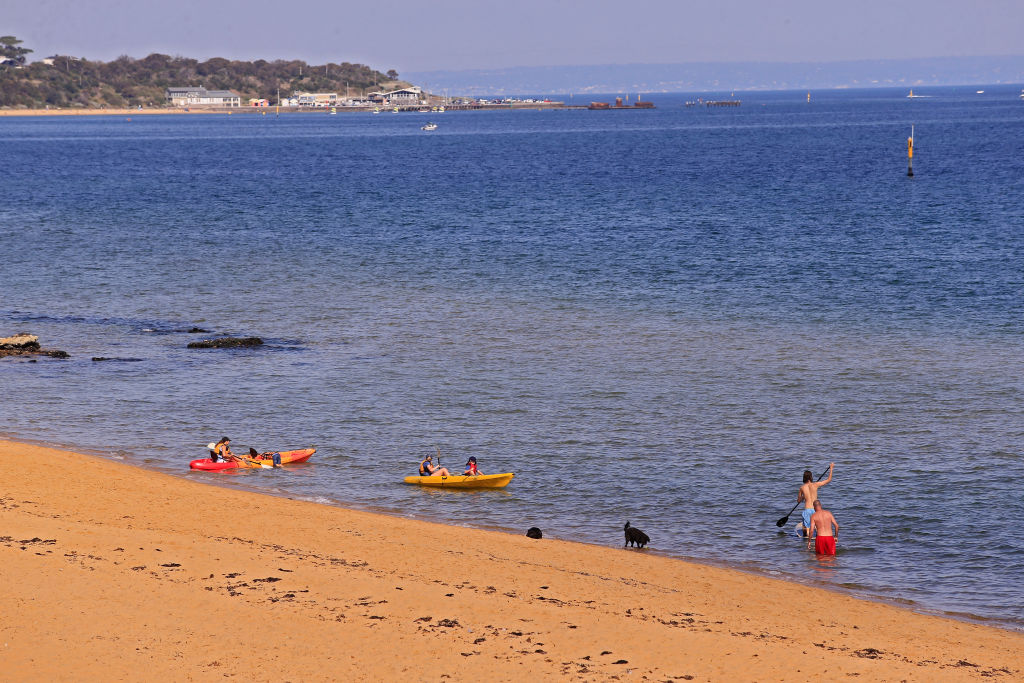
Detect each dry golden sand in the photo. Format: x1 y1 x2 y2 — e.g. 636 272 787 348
1 439 1021 681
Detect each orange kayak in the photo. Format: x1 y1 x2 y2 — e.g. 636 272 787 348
190 448 316 471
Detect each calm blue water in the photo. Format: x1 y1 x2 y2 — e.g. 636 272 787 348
3 85 1023 629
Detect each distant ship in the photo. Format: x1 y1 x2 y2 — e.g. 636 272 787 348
907 89 931 98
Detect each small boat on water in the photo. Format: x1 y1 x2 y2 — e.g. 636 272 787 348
421 122 438 131
404 472 514 488
190 447 316 471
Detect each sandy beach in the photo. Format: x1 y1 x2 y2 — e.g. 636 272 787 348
1 439 1020 681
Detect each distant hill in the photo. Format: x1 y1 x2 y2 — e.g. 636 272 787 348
0 39 402 109
405 56 1024 96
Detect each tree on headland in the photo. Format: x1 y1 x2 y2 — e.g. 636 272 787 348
0 37 409 108
386 69 398 80
0 35 32 66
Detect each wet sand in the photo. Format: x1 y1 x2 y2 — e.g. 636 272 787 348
1 439 1021 681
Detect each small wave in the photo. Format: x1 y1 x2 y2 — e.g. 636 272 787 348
292 495 337 506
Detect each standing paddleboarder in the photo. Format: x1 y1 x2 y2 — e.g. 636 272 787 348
796 462 834 536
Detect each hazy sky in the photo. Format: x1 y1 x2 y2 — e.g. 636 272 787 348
4 0 1022 72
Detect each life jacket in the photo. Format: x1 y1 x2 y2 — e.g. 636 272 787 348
419 460 431 476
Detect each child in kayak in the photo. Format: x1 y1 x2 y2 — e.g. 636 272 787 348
419 454 450 477
248 447 282 467
463 456 483 475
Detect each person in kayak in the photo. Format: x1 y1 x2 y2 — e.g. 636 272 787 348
211 437 238 463
419 454 450 477
248 447 282 467
463 456 483 475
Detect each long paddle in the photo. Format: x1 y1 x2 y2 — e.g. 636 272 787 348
435 445 447 479
775 466 831 527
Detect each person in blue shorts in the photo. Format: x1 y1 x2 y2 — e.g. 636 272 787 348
796 462 833 537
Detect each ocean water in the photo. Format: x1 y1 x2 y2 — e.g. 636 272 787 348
2 85 1023 630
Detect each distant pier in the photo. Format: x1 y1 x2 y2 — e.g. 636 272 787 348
587 96 656 110
685 99 741 107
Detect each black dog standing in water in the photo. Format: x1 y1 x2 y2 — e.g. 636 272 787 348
526 527 543 539
624 521 650 548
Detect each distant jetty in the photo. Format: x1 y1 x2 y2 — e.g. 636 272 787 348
685 99 741 107
587 96 655 110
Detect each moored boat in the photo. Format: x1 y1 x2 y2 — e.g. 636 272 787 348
403 472 514 488
190 447 316 471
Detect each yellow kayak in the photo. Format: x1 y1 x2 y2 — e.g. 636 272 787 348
403 472 514 489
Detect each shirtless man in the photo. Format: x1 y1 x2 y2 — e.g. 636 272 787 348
796 462 833 537
807 500 839 555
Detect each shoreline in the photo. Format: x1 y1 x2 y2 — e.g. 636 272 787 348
0 102 573 118
0 433 973 631
2 438 1021 680
17 433 1011 634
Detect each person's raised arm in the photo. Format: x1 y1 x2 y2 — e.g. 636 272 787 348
818 462 835 488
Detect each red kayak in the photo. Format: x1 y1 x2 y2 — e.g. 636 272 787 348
189 448 316 471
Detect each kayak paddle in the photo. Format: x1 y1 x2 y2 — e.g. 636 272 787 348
775 466 831 528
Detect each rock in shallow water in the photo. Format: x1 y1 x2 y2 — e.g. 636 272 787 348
0 332 68 359
186 337 264 349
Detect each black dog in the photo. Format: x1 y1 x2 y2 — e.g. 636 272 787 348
624 521 649 548
526 527 543 539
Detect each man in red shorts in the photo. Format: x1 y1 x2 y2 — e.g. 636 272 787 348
807 499 839 555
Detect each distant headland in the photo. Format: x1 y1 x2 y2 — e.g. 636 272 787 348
404 56 1024 95
0 35 409 110
0 36 579 113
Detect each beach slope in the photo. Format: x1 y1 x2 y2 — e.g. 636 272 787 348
1 439 1020 681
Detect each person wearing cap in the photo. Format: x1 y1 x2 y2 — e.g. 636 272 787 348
463 456 483 476
418 453 450 477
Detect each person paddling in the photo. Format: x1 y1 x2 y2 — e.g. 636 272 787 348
797 462 833 536
807 500 839 555
211 437 238 463
419 454 450 477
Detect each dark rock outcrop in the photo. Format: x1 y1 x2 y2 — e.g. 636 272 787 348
0 333 69 359
187 337 264 349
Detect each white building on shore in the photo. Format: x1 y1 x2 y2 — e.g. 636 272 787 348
293 92 339 107
367 87 424 106
165 87 241 107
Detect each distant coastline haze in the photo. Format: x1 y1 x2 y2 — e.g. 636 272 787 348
5 0 1023 74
